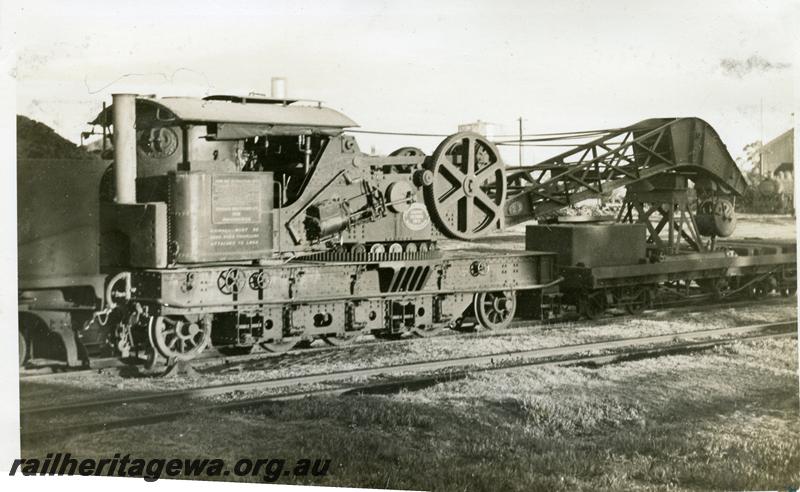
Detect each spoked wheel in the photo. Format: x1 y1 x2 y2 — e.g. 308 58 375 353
578 292 605 320
696 278 728 300
390 146 425 157
144 348 166 371
386 147 425 173
260 337 300 354
321 333 359 347
18 331 27 367
149 316 209 361
473 291 516 330
424 132 506 240
625 300 646 315
624 288 653 315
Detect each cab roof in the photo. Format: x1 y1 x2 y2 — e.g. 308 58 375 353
91 95 358 132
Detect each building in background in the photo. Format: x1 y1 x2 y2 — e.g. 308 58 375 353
457 120 496 139
760 128 793 180
740 128 796 214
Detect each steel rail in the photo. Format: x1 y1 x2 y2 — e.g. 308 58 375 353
20 319 797 417
20 322 796 442
19 296 796 380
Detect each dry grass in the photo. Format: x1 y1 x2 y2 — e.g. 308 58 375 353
22 336 800 491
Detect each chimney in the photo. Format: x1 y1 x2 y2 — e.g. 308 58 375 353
112 93 137 204
271 77 287 99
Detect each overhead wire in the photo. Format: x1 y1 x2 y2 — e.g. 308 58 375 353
345 129 449 137
344 126 624 148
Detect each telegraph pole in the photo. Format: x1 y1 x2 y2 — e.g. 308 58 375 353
759 98 764 176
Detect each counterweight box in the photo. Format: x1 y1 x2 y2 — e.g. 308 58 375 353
525 223 646 267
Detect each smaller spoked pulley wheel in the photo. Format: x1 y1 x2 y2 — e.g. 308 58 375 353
217 268 247 295
473 291 516 330
149 316 209 361
390 146 425 157
386 147 426 173
424 132 506 240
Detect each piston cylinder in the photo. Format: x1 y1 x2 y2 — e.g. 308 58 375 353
304 199 351 241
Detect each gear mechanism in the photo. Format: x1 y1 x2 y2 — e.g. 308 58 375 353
423 132 506 240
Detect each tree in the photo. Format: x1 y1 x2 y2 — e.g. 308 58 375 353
736 140 762 185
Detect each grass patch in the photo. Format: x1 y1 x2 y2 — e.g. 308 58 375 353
22 337 799 491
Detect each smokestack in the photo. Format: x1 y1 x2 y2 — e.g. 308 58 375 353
271 77 286 99
112 93 137 204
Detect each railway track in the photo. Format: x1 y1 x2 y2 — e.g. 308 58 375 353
19 295 795 380
20 319 797 442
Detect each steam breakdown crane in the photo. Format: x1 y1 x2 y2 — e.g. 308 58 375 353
18 93 762 368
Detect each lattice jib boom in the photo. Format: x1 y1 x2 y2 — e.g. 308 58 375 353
502 118 747 226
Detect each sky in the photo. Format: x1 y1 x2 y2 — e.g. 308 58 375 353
6 0 799 165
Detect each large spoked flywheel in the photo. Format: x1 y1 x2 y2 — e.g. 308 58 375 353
424 132 506 240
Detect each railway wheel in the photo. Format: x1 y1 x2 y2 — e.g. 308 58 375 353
473 291 516 330
321 333 359 347
424 132 506 240
18 330 27 367
411 325 443 338
578 292 605 320
149 315 209 361
261 337 300 354
294 340 313 349
624 288 653 315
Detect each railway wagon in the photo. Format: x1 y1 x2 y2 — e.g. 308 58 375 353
17 92 796 368
526 224 795 318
